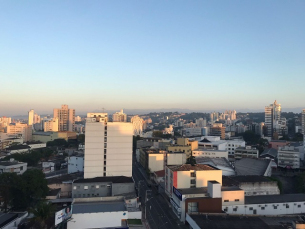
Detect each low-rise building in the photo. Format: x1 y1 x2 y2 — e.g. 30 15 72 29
0 160 27 175
278 146 300 169
5 144 30 154
0 212 28 229
192 149 228 159
68 156 84 174
234 146 259 160
72 176 134 198
234 158 272 177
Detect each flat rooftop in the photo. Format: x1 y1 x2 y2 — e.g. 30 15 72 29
187 214 296 229
245 194 305 205
74 176 134 184
168 164 218 171
0 161 25 166
73 201 126 214
222 175 273 186
178 187 208 195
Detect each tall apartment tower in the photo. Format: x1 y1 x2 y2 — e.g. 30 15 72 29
112 109 127 122
265 100 281 138
28 109 34 126
84 113 133 179
53 105 75 132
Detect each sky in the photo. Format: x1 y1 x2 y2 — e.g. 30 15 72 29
1 1 305 116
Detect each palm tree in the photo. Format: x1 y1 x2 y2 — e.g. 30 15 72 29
29 201 55 229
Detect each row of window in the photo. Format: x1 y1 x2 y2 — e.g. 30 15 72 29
74 193 100 198
224 199 239 202
225 204 302 212
73 185 111 190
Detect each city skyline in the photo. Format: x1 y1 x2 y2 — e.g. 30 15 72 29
1 1 305 115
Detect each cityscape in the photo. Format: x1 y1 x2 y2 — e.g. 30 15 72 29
1 1 305 229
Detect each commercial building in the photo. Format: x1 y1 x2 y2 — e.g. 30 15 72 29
112 109 127 122
28 109 34 126
6 123 32 142
278 146 300 169
53 104 75 132
72 176 134 198
192 149 228 160
165 164 222 198
234 146 259 160
131 115 144 135
234 158 272 176
67 197 129 229
0 160 27 175
84 113 133 178
138 148 186 173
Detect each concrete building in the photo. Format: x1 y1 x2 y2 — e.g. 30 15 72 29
278 146 300 169
222 176 280 196
112 109 127 122
68 156 84 174
44 118 59 132
184 128 202 137
210 123 226 140
6 123 32 142
53 104 75 132
67 197 129 229
196 157 235 176
138 148 186 173
165 164 222 198
0 212 28 229
0 159 27 175
195 118 206 127
5 145 31 154
72 176 134 198
192 149 228 159
32 131 77 143
28 109 34 126
234 146 259 160
84 113 133 178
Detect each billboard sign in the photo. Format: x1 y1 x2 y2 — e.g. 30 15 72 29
173 186 182 201
55 205 73 226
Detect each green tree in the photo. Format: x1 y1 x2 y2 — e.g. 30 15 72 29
0 173 21 211
21 169 49 207
242 131 260 145
77 134 85 144
29 201 55 229
186 156 196 166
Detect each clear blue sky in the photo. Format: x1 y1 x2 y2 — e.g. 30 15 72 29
1 1 305 115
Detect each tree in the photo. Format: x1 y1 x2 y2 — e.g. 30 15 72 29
21 169 49 208
186 156 196 166
0 173 21 211
29 201 55 229
242 131 260 145
77 134 85 144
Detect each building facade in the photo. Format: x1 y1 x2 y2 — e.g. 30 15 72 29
53 105 75 132
84 113 133 178
278 146 300 169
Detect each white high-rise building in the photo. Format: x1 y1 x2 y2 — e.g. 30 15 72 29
131 115 144 136
84 113 133 179
28 109 34 126
112 109 127 122
265 100 284 138
53 105 75 132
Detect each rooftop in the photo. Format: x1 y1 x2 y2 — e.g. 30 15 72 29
73 201 126 214
74 176 134 184
222 175 273 186
260 148 278 158
48 188 61 196
32 132 53 136
0 213 18 228
5 145 30 150
154 170 165 177
245 193 305 205
0 161 25 166
178 187 208 195
234 158 271 176
47 172 84 184
196 158 233 170
167 164 218 171
187 214 293 229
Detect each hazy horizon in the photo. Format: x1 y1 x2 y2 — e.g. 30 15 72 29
1 1 304 116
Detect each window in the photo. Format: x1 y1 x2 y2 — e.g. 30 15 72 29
107 185 111 188
261 207 265 210
91 185 94 188
87 194 90 197
104 161 106 166
235 199 239 202
20 166 23 170
286 204 289 208
224 200 229 202
104 137 107 142
249 207 253 210
103 172 106 176
298 205 301 208
104 155 106 160
84 186 88 190
190 179 196 184
96 185 99 189
104 149 107 154
191 172 196 177
233 208 237 212
104 143 107 148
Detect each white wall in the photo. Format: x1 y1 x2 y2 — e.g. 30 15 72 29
67 211 128 229
68 156 84 174
224 201 305 215
193 150 228 159
28 143 47 149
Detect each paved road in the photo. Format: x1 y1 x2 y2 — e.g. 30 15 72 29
132 159 187 229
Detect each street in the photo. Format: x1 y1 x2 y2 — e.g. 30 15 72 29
132 158 187 229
